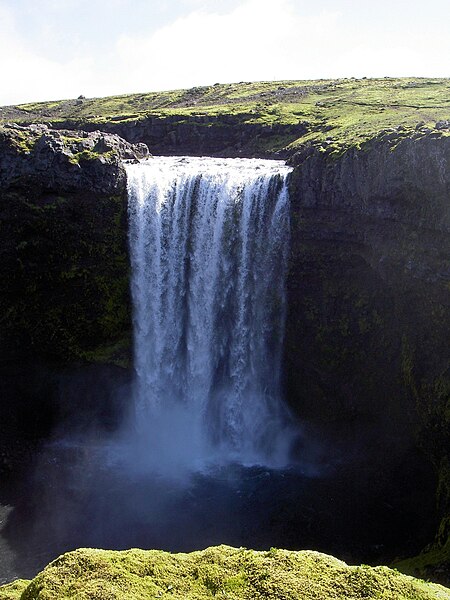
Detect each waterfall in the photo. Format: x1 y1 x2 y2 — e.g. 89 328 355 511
126 156 294 470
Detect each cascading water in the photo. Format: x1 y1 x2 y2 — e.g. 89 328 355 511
126 156 294 470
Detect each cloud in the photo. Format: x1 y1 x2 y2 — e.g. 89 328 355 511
0 4 92 105
115 0 340 91
0 0 448 106
113 0 450 92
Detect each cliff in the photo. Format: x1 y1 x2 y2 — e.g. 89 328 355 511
0 123 151 363
0 78 449 582
0 124 147 475
287 129 449 452
285 129 450 581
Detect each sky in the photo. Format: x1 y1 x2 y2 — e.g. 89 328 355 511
0 0 449 106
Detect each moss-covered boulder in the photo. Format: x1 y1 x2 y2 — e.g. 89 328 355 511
1 545 449 600
0 580 29 600
0 123 149 192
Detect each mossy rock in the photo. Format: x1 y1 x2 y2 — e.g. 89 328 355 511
1 545 449 599
0 580 29 600
0 188 131 364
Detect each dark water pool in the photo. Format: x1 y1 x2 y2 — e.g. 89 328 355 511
0 438 437 584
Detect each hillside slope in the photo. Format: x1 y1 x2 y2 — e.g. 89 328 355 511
1 78 449 156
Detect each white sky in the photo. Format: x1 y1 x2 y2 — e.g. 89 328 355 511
0 0 449 106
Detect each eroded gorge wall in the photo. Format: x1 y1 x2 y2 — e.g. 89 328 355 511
0 123 448 571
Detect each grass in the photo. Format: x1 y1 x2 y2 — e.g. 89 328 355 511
1 545 449 600
1 78 448 153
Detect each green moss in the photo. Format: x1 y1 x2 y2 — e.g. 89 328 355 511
2 545 449 600
0 579 29 600
68 149 116 164
10 131 38 154
4 78 449 154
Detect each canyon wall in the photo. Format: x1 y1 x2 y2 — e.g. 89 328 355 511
0 122 448 576
0 125 141 474
285 134 449 572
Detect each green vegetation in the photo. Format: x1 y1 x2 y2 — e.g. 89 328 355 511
1 545 449 600
0 580 29 600
1 189 131 365
67 148 116 164
1 78 448 153
8 129 39 154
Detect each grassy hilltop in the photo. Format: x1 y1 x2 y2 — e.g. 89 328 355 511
1 77 449 154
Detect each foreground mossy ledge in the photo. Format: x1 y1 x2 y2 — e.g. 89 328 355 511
1 546 449 600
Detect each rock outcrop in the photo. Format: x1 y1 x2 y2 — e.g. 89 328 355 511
51 114 304 158
0 123 148 193
0 123 150 365
0 124 148 477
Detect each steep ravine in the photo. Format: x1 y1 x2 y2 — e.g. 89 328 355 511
0 122 448 584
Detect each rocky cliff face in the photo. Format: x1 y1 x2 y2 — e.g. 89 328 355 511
285 131 450 580
0 124 151 364
0 123 149 192
286 132 449 420
51 115 304 158
285 131 449 434
0 124 148 475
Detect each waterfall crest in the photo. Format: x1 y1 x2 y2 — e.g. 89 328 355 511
126 156 294 469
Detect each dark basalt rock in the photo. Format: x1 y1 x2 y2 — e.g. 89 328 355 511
0 125 141 476
0 122 149 194
284 131 450 578
51 115 307 158
285 131 449 422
